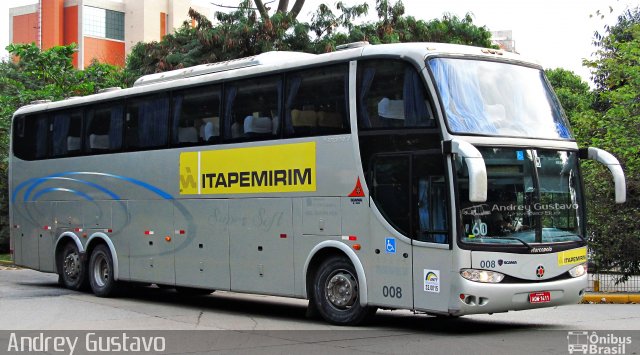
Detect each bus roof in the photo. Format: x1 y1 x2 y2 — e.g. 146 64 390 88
12 42 538 117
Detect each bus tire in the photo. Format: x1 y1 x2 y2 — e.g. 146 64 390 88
88 244 118 297
312 256 375 325
59 242 88 291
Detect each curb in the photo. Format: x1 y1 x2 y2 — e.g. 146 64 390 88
583 293 640 304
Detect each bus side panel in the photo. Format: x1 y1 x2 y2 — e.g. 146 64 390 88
412 245 453 313
365 209 414 310
174 199 230 290
127 201 176 286
229 198 294 296
18 202 54 271
111 200 130 280
11 208 24 267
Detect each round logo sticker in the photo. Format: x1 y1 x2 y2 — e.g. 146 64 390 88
536 265 545 278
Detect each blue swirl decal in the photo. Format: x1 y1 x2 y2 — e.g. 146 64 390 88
12 171 173 203
32 187 93 201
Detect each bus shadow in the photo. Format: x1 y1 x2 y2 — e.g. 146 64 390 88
115 284 552 334
14 278 556 334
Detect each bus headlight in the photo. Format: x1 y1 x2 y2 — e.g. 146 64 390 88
460 269 505 283
568 263 587 278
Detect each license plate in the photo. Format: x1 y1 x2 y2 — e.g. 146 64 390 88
529 291 551 303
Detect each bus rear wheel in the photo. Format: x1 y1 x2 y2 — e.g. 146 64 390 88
88 244 118 297
59 242 87 291
312 256 375 325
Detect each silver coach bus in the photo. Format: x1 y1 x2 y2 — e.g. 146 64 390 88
9 42 626 325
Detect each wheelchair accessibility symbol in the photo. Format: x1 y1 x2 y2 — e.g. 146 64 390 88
385 238 396 254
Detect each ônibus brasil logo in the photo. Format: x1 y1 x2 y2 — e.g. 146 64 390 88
567 331 632 354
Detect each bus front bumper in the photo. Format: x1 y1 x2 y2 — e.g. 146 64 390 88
450 274 587 316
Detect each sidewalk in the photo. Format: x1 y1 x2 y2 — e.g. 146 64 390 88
583 293 640 304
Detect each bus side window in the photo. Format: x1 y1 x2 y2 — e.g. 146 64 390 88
357 59 435 130
415 156 449 243
171 85 221 146
125 94 169 150
51 109 83 157
224 75 281 142
13 114 50 160
371 155 412 237
85 103 124 153
284 64 350 137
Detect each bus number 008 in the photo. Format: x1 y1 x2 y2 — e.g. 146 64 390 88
480 260 496 268
382 286 402 298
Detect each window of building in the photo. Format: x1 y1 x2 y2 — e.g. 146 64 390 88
284 64 350 137
83 6 124 41
172 86 222 146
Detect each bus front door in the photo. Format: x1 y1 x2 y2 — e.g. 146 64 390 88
411 153 453 314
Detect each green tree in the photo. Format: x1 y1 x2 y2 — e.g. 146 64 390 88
253 0 306 20
567 7 640 278
126 0 495 76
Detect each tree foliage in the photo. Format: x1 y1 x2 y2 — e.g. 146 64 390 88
126 0 494 76
549 8 640 279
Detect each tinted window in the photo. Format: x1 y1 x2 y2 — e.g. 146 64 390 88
224 76 281 141
12 114 49 160
125 94 169 150
284 64 350 137
371 155 411 236
51 109 83 157
357 60 435 129
172 85 221 146
85 102 124 153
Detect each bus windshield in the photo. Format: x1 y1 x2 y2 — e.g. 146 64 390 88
457 148 584 246
429 58 572 140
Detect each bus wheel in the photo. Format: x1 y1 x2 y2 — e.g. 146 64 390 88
59 242 87 291
88 244 118 297
312 256 374 325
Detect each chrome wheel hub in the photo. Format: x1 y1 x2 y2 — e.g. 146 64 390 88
93 254 109 287
326 270 357 309
63 253 80 279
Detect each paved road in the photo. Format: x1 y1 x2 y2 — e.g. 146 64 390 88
1 267 639 354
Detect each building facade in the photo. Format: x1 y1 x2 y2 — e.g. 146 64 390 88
9 0 204 68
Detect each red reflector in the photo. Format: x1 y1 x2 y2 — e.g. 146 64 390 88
106 229 113 233
177 230 186 235
280 234 287 238
43 226 51 230
460 294 466 300
74 228 83 232
349 236 357 241
144 230 154 235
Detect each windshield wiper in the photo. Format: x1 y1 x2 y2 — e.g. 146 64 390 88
479 236 532 249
